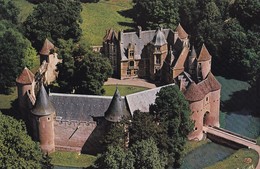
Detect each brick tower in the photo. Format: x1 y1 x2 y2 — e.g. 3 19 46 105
31 84 55 154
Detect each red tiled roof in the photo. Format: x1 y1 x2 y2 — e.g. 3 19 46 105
174 47 189 69
197 44 211 61
184 72 221 101
175 24 188 39
16 67 34 84
39 38 54 56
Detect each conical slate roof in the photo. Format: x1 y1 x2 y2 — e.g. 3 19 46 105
104 87 130 122
16 67 34 84
190 46 197 58
32 84 55 116
39 38 54 56
197 44 211 61
152 28 167 46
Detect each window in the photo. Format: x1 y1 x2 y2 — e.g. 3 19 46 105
129 50 134 58
206 97 208 101
129 61 134 69
127 69 131 75
155 55 160 64
156 47 160 51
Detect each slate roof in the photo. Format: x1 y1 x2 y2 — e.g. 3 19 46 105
105 88 130 122
16 67 34 84
32 84 55 116
190 45 197 58
184 72 221 102
49 93 113 121
126 84 175 115
39 38 54 56
120 28 173 61
197 44 211 61
151 28 167 46
103 28 118 41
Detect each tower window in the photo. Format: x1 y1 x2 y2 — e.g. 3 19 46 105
129 50 134 58
129 61 134 69
155 55 161 64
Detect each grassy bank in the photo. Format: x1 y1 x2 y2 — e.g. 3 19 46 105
50 152 96 168
205 148 259 169
103 85 148 96
80 0 134 45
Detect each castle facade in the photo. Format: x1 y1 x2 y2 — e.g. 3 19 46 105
16 25 221 154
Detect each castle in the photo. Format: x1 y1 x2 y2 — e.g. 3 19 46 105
16 24 221 154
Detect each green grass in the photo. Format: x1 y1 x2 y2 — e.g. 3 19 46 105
183 140 209 155
103 85 148 96
0 87 17 110
204 148 259 169
50 152 96 168
12 0 35 22
81 0 134 45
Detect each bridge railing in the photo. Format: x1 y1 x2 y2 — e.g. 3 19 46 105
211 126 257 144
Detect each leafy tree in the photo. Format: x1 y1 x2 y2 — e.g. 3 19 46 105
229 0 260 29
102 121 127 149
94 145 134 169
0 112 52 168
55 41 112 95
0 0 20 24
0 21 37 94
133 0 180 29
129 110 167 148
130 139 167 169
150 85 194 167
24 0 82 50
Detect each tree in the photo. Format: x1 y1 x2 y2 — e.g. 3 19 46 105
55 41 113 95
229 0 260 29
0 21 37 94
133 0 180 29
0 0 20 24
129 110 167 148
94 145 134 169
150 85 194 167
24 0 82 50
0 112 52 168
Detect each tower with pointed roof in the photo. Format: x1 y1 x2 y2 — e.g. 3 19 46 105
16 67 35 116
197 44 212 81
104 87 130 122
149 27 168 80
39 38 55 64
31 84 55 154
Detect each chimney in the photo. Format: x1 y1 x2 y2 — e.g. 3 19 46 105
137 26 142 38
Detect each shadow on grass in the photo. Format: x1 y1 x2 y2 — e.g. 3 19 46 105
221 87 260 117
0 98 24 120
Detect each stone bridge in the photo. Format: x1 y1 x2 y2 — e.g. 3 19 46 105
203 126 260 168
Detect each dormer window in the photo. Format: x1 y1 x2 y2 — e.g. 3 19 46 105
129 50 134 58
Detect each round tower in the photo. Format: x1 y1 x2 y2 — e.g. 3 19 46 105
31 84 55 154
39 38 55 64
16 67 35 116
105 87 130 122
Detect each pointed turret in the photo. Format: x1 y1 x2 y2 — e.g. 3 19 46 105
32 84 55 116
16 67 35 85
31 84 55 154
197 44 211 62
39 38 54 56
152 28 167 46
105 87 130 122
175 24 188 39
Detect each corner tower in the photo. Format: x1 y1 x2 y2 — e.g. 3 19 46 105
39 38 55 64
105 87 130 122
16 67 35 116
31 84 55 154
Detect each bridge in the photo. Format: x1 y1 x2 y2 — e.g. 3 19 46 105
203 126 260 169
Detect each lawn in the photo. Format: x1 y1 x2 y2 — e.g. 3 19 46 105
11 0 35 22
205 148 259 169
103 85 148 96
50 151 96 168
0 87 17 110
80 0 134 45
